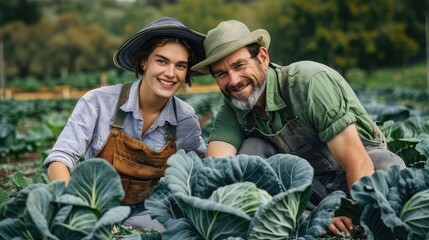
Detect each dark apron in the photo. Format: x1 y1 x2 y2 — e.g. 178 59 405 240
242 66 383 208
97 83 177 205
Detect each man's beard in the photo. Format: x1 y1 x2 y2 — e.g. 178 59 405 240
231 80 266 111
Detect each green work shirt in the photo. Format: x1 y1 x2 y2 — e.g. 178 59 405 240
209 60 379 150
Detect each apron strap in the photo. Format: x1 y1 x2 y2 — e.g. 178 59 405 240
278 66 297 120
165 97 177 141
111 81 177 140
244 65 295 131
111 82 133 129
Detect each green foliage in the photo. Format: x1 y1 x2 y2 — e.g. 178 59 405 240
338 166 429 239
256 0 420 71
0 0 42 26
2 0 425 81
145 150 345 239
0 159 132 240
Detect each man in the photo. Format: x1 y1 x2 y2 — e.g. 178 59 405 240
192 20 405 236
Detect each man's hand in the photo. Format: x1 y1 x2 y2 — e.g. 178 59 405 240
325 216 354 237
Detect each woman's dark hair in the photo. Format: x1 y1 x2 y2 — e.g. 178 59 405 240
131 37 195 86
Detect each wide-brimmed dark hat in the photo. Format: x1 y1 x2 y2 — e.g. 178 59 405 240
113 17 206 76
191 20 270 74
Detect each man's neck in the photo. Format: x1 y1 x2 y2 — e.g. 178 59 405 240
254 91 267 116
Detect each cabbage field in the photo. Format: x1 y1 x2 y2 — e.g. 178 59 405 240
1 87 429 239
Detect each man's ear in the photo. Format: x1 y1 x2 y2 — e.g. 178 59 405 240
258 47 270 67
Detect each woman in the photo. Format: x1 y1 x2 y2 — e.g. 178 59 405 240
44 17 207 230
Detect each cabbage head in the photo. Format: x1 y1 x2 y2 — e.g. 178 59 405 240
145 150 347 240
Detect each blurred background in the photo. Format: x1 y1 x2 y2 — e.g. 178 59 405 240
0 0 427 93
1 0 429 170
1 2 429 238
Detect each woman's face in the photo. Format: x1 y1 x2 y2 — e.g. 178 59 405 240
141 41 189 99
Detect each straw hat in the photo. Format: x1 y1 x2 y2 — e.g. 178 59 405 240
191 20 270 74
113 17 206 76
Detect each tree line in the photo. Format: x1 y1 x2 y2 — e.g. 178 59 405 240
0 0 425 82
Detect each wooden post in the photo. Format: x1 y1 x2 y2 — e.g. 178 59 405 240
0 28 6 100
426 11 429 90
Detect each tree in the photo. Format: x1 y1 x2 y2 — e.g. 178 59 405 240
0 0 41 26
256 0 419 71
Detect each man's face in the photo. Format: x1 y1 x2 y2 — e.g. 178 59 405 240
211 47 269 110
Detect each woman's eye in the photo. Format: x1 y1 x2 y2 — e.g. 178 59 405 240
157 59 167 65
176 64 187 70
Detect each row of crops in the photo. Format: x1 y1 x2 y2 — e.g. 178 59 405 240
0 88 429 190
1 87 429 239
1 87 429 178
3 87 429 159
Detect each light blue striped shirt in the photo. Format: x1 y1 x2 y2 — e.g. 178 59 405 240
44 80 207 172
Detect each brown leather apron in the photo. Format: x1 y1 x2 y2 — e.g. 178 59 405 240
97 83 177 205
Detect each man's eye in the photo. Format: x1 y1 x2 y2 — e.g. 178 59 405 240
234 64 245 70
215 72 227 79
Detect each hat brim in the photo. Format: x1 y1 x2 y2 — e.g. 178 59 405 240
191 29 270 74
113 26 206 76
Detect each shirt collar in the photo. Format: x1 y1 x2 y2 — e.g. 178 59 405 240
265 65 287 112
121 79 177 126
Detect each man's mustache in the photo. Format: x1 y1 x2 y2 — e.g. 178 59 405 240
226 80 250 92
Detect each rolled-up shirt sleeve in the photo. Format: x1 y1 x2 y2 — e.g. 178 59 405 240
44 92 100 172
305 71 357 143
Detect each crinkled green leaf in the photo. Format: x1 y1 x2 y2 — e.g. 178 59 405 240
52 207 97 239
0 188 10 217
165 151 254 239
84 206 131 240
298 191 346 239
51 205 73 228
160 218 202 240
165 150 203 197
266 153 314 191
10 171 33 192
361 205 397 239
195 154 283 198
0 218 33 239
209 182 271 218
145 180 185 225
351 166 429 239
146 181 201 239
415 137 429 159
61 158 124 214
25 187 58 240
333 197 361 225
179 194 251 239
248 184 312 240
400 189 429 239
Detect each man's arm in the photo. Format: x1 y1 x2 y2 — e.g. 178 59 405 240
326 123 374 236
206 141 237 157
327 123 375 190
47 162 71 184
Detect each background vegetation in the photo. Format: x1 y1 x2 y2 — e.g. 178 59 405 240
0 0 426 87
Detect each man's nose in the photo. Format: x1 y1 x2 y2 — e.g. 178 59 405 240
228 71 241 85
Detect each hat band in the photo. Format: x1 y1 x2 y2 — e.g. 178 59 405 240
206 40 238 58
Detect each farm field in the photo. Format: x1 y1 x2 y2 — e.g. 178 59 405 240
1 62 429 239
